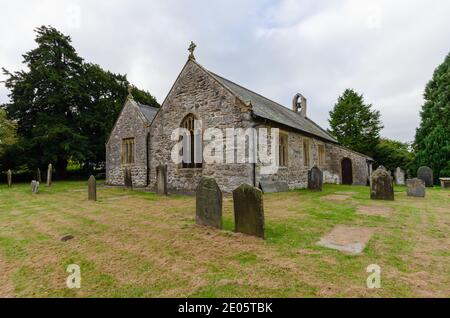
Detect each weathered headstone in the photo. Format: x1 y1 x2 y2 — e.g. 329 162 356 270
156 164 168 195
308 165 323 191
394 167 405 185
196 177 222 229
370 167 394 200
232 184 265 239
46 164 52 186
123 167 133 189
36 168 42 183
406 178 425 197
7 170 12 188
88 175 97 201
31 180 39 194
259 181 289 193
417 166 433 187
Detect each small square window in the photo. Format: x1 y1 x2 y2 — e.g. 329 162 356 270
318 144 325 166
279 133 288 166
303 139 310 167
121 138 135 164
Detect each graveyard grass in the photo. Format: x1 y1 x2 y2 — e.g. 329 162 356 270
0 181 449 297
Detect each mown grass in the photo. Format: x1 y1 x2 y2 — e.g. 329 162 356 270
0 181 448 297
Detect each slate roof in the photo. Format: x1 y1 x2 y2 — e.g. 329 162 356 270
137 102 159 122
207 71 338 143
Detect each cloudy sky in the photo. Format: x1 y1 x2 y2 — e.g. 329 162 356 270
1 0 449 142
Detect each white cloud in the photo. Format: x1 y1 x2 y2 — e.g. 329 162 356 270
1 0 449 142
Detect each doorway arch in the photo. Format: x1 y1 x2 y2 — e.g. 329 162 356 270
341 157 353 185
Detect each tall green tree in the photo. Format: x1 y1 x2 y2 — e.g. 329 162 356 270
0 108 17 158
3 26 86 177
413 53 450 181
328 89 383 157
373 138 414 174
2 26 159 177
78 63 158 171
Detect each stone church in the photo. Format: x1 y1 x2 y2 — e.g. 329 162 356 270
106 45 373 192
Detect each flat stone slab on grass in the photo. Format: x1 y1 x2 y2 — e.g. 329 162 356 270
259 181 289 193
317 225 375 255
357 205 393 217
323 194 351 201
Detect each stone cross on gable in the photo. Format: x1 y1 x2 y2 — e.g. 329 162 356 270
188 41 196 60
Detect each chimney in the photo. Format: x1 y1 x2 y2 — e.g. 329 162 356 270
292 93 307 117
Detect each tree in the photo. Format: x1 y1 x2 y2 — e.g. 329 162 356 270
328 89 383 157
413 53 450 182
3 26 86 177
0 107 17 158
2 26 159 177
373 138 414 174
78 63 158 171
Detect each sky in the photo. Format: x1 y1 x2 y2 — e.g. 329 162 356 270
1 0 449 142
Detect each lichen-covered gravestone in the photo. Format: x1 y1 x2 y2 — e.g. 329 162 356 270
156 164 168 195
308 165 323 191
88 175 97 201
46 164 52 186
406 178 425 197
196 177 222 229
417 166 433 187
31 180 39 194
394 167 405 185
123 167 133 189
370 167 394 200
232 184 265 239
7 170 12 188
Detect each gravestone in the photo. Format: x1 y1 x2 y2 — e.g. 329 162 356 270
406 178 425 197
370 167 394 200
88 175 97 201
156 164 168 195
31 180 39 194
394 167 405 185
123 167 133 189
196 177 222 229
47 164 52 186
417 166 433 187
36 168 42 183
308 165 323 191
259 181 289 193
232 184 265 239
7 170 12 188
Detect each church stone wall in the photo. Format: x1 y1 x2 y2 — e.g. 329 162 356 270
148 60 255 193
255 126 370 189
106 100 149 187
106 60 371 192
324 144 370 186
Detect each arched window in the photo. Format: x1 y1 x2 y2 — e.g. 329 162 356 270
180 114 202 168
